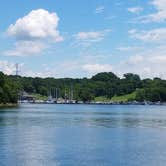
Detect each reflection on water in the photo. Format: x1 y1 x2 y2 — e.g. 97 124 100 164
1 104 166 128
0 104 166 166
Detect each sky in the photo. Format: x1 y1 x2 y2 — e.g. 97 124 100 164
0 0 166 78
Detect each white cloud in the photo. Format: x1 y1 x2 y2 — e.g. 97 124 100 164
116 46 142 52
74 29 111 46
21 61 84 78
82 64 113 74
5 9 63 56
127 55 144 64
115 55 166 79
76 31 104 41
95 6 105 14
7 9 63 41
23 69 54 78
0 61 16 75
25 62 113 78
139 0 166 22
114 44 166 79
129 28 166 42
150 55 166 63
4 41 46 56
127 7 143 14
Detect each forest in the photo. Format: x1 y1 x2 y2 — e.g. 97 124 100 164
0 71 166 103
0 72 19 104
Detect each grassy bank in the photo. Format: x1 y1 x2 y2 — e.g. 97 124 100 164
95 96 111 102
95 91 137 102
111 92 136 102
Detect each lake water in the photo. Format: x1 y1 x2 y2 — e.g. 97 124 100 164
0 104 166 166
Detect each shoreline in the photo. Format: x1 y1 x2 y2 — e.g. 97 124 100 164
0 103 18 108
18 101 166 106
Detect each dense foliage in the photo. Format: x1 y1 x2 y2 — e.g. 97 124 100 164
0 72 20 104
135 78 166 102
1 72 166 103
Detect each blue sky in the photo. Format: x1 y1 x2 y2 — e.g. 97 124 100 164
0 0 166 78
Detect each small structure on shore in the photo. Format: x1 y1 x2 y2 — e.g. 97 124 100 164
19 92 35 103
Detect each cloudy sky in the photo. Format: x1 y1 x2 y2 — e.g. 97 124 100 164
0 0 166 78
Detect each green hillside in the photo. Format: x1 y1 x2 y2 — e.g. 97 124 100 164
111 92 136 102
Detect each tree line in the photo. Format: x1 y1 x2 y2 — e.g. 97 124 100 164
0 72 20 104
0 71 166 103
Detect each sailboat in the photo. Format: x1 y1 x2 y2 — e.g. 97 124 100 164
46 92 54 104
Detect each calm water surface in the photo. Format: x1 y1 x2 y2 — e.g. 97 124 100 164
0 104 166 166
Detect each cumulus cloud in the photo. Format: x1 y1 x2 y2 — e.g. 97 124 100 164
7 9 63 41
129 28 166 42
5 9 63 56
82 63 113 74
127 7 143 14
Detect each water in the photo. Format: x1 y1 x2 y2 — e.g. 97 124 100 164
0 104 166 166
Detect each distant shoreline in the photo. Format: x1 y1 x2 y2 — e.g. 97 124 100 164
0 103 18 108
18 101 166 106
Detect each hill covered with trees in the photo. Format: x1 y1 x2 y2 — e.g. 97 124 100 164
2 72 166 103
0 72 20 104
